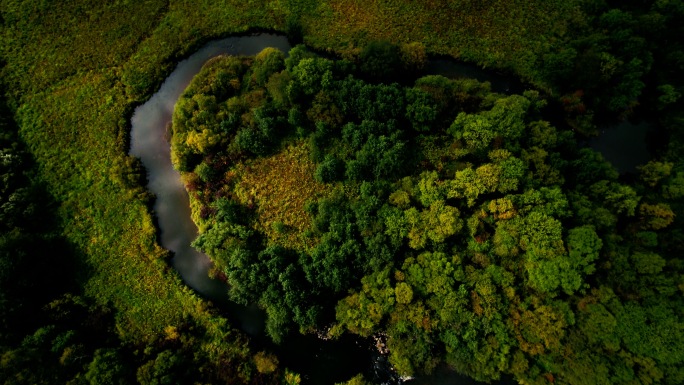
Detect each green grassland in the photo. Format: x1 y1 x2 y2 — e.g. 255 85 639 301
1 0 279 337
0 1 286 382
233 141 336 251
299 0 579 81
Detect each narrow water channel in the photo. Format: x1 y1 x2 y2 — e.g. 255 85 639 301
130 34 291 302
128 33 644 385
589 120 652 173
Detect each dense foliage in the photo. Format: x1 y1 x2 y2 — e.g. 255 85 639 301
175 45 683 384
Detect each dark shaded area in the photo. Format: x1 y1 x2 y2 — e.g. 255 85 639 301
0 89 79 345
589 120 652 173
423 58 526 95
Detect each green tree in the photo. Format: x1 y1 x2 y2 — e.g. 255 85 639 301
335 373 370 385
400 42 427 72
315 154 344 183
631 251 666 276
290 57 334 96
578 303 619 351
253 351 279 374
448 167 487 207
405 87 437 132
449 95 530 152
395 282 414 304
589 180 640 216
136 350 190 385
663 171 684 200
359 41 402 82
656 84 681 110
85 349 131 385
638 202 675 230
285 45 316 72
637 160 673 187
335 269 394 337
402 252 457 299
566 226 603 277
252 47 285 86
515 301 572 355
416 171 444 207
405 201 462 249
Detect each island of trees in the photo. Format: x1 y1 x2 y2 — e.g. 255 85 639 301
171 42 683 383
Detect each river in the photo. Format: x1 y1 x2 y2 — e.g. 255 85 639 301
589 120 652 173
128 33 646 384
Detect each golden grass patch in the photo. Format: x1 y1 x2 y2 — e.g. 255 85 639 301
236 140 336 251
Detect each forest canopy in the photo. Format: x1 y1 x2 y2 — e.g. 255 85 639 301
171 44 683 384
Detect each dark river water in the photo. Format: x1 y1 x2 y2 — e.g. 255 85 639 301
589 120 652 173
129 33 648 384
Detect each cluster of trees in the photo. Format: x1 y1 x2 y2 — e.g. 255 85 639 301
542 1 684 133
1 292 285 385
1 0 682 383
175 43 683 385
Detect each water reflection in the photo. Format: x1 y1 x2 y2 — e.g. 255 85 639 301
129 35 292 301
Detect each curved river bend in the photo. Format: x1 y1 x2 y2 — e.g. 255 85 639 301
129 33 638 384
130 34 291 304
129 34 390 384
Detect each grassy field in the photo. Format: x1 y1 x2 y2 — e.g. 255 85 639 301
1 0 282 361
0 0 582 374
234 141 337 251
298 0 581 84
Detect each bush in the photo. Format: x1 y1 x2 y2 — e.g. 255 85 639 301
194 162 215 183
235 127 268 155
252 48 285 87
315 155 344 183
359 41 402 82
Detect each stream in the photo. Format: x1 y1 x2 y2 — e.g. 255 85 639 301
128 33 649 384
130 35 291 336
